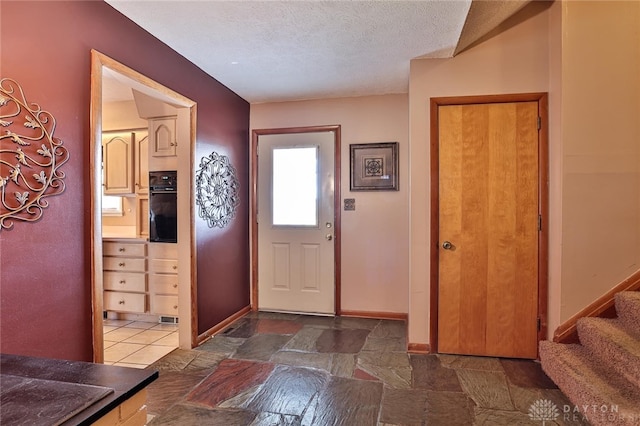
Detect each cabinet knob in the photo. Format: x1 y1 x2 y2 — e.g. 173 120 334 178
119 300 125 305
119 280 126 284
173 284 178 288
172 266 177 270
119 247 125 252
118 262 125 267
173 305 178 310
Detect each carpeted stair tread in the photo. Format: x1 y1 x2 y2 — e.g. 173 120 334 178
615 291 640 332
577 317 640 387
539 341 640 425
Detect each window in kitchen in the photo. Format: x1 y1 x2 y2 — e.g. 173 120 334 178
102 195 123 216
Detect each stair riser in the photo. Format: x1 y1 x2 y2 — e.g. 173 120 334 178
577 320 640 388
539 342 640 426
615 292 640 332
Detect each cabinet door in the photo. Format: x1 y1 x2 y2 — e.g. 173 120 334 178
151 294 179 316
151 274 179 295
135 133 149 194
137 196 149 237
103 132 134 195
149 259 178 274
151 117 177 157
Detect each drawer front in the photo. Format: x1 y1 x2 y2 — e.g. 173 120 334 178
149 259 178 274
151 274 179 295
104 291 146 313
148 242 178 259
103 241 146 257
103 271 147 292
151 295 179 316
103 257 146 273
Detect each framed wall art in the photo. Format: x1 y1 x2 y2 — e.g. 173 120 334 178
349 142 398 191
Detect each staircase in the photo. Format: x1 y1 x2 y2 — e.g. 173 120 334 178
540 291 640 426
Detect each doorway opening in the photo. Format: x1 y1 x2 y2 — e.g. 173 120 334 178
90 50 197 363
251 125 342 315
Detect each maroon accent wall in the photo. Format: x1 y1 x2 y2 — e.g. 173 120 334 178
0 1 250 361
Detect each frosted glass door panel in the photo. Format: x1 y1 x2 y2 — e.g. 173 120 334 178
272 146 318 226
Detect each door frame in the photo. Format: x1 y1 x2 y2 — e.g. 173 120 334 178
429 93 549 355
90 50 198 362
251 125 342 314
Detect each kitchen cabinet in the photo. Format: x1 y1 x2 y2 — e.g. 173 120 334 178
136 196 149 238
102 132 134 195
103 240 147 314
134 133 149 194
102 130 149 196
150 117 177 157
148 242 179 318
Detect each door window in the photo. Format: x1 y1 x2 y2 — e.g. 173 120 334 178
272 146 318 227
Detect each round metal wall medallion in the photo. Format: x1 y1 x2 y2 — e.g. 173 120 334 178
195 151 240 228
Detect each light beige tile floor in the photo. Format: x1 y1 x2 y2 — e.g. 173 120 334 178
103 319 178 368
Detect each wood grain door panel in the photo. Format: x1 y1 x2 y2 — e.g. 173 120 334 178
437 101 539 359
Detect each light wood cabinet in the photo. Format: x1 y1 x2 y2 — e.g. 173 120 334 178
102 132 134 195
150 117 177 157
136 196 149 238
134 133 149 194
103 240 147 314
103 271 146 292
104 291 146 314
148 242 179 317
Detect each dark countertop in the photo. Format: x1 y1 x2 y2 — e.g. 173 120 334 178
0 353 158 426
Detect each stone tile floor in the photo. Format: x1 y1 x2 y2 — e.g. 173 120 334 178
145 312 587 425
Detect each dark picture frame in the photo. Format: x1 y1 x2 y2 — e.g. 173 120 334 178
350 142 399 191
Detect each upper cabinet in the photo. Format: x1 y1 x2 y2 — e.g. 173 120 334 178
150 117 177 157
103 132 134 195
135 134 149 194
102 130 149 196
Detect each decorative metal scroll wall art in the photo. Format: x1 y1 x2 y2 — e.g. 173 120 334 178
195 151 240 228
0 78 69 230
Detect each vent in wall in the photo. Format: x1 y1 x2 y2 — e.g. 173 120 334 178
160 316 179 324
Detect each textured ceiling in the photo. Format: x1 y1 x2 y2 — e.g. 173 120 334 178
104 0 531 104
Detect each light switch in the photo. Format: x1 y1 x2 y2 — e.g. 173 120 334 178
344 198 355 211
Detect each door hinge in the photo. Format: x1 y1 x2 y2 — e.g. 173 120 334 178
537 116 542 130
538 215 542 231
537 317 541 331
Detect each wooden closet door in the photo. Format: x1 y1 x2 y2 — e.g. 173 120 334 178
437 101 539 359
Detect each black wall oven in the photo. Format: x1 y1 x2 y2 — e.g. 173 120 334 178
149 171 177 243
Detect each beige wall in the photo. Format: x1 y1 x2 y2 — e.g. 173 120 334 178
102 100 147 131
408 6 552 344
251 95 410 314
559 1 640 321
408 1 640 346
249 1 640 348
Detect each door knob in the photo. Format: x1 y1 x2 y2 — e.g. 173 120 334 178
442 241 453 250
326 234 333 241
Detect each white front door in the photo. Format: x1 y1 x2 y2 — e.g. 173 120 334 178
257 131 335 314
